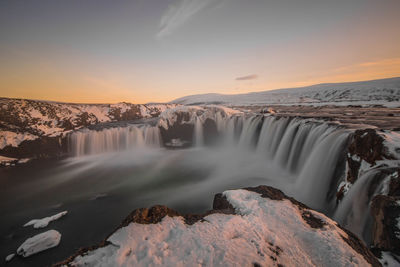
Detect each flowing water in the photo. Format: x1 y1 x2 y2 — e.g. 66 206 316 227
1 114 373 266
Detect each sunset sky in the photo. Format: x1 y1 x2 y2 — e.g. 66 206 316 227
1 0 400 104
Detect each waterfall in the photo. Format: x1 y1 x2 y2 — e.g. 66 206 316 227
238 116 262 147
69 125 161 156
67 110 382 244
294 130 348 210
214 112 225 133
193 116 204 147
333 170 390 242
193 114 349 210
70 114 349 212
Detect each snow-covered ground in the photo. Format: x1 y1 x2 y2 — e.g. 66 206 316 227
171 77 400 107
66 187 379 267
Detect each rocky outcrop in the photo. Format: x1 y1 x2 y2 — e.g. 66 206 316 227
336 128 399 203
56 186 381 267
333 127 400 262
158 105 241 147
0 136 68 159
347 129 391 182
158 110 195 147
371 195 400 255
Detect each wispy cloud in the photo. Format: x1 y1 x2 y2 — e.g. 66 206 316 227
235 74 258 81
156 0 218 39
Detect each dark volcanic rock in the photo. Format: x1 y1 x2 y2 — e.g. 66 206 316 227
203 118 219 145
348 129 392 166
159 123 194 147
371 195 400 254
0 136 68 159
346 129 388 184
388 170 400 196
336 128 398 203
118 205 181 226
159 112 221 147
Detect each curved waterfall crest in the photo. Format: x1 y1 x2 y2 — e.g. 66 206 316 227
68 112 349 210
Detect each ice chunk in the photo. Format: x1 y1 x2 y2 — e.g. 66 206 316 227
24 211 67 229
17 230 61 257
5 253 15 262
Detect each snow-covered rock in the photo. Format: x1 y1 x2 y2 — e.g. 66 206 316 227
59 186 380 267
156 105 242 147
0 98 177 159
24 211 68 229
158 105 241 130
0 98 176 145
0 131 38 149
17 230 61 257
336 128 400 202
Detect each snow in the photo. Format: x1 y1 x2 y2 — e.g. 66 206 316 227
337 181 352 197
381 131 400 159
203 104 242 116
5 253 15 262
158 105 242 129
24 211 67 229
0 155 17 163
379 251 400 267
0 98 178 150
0 131 38 149
171 77 400 107
69 189 371 267
17 230 61 257
18 158 31 164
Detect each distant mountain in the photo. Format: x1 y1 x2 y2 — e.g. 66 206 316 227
171 77 400 106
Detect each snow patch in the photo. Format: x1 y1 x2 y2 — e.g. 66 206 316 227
379 251 400 267
0 155 17 163
338 181 352 197
17 230 61 257
18 158 31 164
24 211 68 229
381 131 400 159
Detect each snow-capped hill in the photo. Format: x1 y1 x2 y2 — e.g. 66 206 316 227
0 97 177 150
171 77 400 106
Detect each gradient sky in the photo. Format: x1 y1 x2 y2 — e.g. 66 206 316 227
1 0 400 104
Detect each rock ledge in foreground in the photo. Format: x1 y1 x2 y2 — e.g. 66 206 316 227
56 186 381 267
